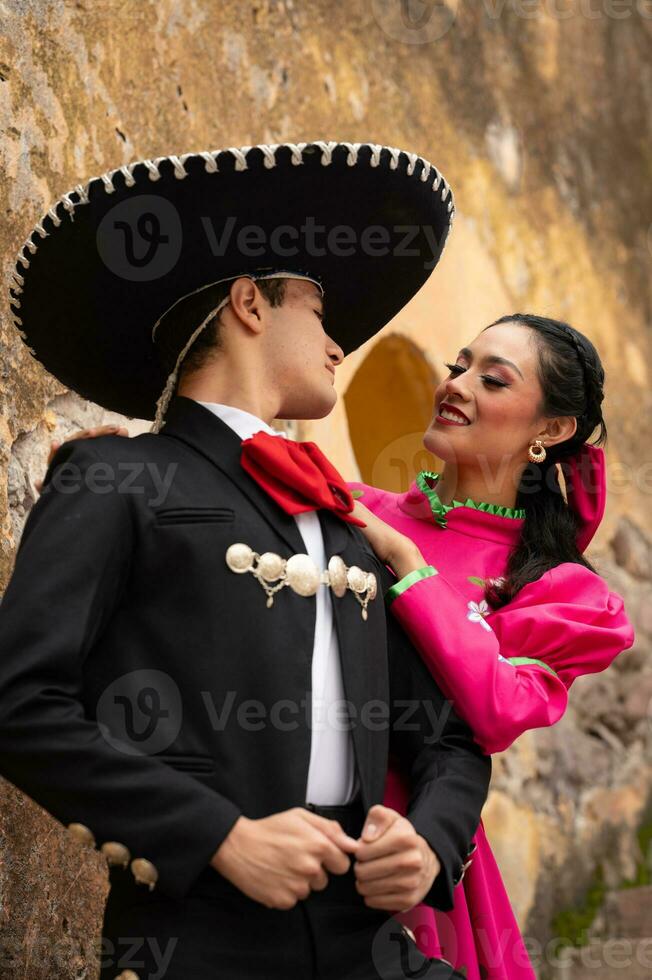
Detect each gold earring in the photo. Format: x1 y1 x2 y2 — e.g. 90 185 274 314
528 439 546 463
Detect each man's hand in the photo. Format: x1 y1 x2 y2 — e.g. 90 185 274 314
35 424 130 492
210 807 359 910
353 804 441 913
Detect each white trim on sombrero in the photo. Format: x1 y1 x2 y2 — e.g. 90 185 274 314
8 141 454 287
150 271 324 342
8 140 455 390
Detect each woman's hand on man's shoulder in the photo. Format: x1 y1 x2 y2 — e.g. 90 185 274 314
35 424 130 493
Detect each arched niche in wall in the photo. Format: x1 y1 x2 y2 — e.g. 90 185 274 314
344 333 443 493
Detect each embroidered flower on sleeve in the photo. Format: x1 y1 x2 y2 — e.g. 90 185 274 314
467 599 493 632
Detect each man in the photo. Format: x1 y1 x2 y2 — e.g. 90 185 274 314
1 141 488 979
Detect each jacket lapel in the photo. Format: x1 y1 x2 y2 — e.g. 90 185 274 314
159 396 306 555
160 396 389 806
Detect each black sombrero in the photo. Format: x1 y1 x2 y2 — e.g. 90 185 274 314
8 140 454 422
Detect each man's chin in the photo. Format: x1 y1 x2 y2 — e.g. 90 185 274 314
278 388 338 422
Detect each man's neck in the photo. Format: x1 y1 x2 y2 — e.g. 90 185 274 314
177 374 277 427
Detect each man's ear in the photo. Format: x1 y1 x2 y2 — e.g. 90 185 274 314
228 277 265 335
539 415 578 449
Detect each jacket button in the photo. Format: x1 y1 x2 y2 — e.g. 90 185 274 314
130 857 159 890
101 841 131 868
456 857 474 884
67 823 96 847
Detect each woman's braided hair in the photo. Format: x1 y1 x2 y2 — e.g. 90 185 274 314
483 314 607 610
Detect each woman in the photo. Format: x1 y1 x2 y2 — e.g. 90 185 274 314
348 313 635 978
42 312 634 979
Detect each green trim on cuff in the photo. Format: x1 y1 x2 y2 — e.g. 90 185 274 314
385 565 438 606
507 656 558 677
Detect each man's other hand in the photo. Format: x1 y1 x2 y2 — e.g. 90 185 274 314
353 804 441 913
210 807 359 910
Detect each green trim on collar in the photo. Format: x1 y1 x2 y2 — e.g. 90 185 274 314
507 656 558 677
385 565 438 606
415 471 526 529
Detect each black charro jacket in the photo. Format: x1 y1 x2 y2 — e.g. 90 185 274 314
0 396 489 909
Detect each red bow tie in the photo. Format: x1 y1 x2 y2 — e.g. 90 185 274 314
240 430 366 527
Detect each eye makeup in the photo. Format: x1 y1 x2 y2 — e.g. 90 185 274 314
443 362 510 388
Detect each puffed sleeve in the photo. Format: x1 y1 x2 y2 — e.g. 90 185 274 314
386 562 635 754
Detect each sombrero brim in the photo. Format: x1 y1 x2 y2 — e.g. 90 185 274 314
8 141 454 420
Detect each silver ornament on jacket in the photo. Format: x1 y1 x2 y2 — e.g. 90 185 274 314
225 543 377 619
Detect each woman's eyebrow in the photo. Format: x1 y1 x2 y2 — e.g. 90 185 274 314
458 347 524 380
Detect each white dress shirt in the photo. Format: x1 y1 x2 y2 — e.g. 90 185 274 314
196 400 359 805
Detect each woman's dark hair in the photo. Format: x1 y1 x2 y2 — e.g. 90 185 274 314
483 313 607 611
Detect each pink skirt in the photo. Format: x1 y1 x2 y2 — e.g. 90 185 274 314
384 769 535 979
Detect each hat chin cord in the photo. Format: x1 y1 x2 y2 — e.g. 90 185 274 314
150 295 231 434
149 271 324 434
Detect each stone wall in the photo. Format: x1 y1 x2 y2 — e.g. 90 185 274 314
487 523 652 975
1 1 651 976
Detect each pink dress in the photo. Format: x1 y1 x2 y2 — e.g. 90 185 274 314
349 467 635 979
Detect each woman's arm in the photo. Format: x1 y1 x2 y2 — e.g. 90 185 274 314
351 496 429 580
385 561 634 754
384 574 491 911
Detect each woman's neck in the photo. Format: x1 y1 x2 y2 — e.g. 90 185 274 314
434 462 520 510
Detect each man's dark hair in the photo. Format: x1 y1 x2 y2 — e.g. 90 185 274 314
180 277 288 377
